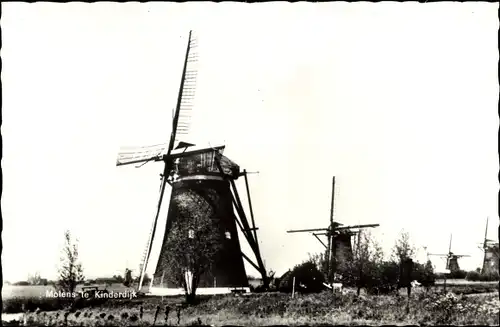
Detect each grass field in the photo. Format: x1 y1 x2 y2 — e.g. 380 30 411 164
2 284 499 326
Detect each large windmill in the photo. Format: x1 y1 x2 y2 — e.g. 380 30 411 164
287 176 380 283
429 234 470 274
478 217 499 275
116 31 267 296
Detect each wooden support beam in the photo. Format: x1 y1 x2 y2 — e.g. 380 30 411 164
243 169 261 257
313 233 328 249
230 195 260 257
229 181 267 274
325 233 331 278
241 252 261 273
213 155 268 284
229 188 260 254
213 156 263 266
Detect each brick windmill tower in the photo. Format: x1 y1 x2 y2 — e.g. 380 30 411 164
116 31 267 295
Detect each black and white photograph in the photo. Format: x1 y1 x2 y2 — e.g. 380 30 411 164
1 2 499 326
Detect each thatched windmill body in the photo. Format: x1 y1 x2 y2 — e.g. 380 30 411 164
287 176 379 283
116 31 267 295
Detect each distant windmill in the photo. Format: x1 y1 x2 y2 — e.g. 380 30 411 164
478 217 499 275
429 234 470 273
287 176 380 283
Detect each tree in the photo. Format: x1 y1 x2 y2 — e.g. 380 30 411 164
113 274 124 283
308 252 326 275
339 231 384 296
420 259 436 289
390 231 419 296
391 230 416 264
56 230 85 295
28 272 42 285
162 193 222 303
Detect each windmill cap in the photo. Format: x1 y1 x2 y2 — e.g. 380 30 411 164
175 141 196 149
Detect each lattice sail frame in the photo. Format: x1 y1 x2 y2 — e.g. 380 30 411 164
175 32 199 143
116 31 199 167
116 144 168 166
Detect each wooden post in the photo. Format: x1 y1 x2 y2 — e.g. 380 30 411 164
325 234 331 280
292 277 296 298
443 273 447 293
243 169 259 246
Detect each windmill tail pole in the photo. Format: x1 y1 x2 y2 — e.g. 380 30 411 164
243 169 260 255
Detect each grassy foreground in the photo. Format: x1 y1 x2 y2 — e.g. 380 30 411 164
3 289 499 326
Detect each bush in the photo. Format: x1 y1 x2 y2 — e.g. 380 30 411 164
466 271 500 282
359 261 399 294
449 269 467 279
13 281 30 286
412 260 436 286
3 297 69 313
2 296 109 315
466 271 481 281
278 261 325 293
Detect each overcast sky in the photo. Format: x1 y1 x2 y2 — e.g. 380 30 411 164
2 2 498 283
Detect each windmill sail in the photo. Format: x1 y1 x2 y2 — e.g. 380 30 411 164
118 30 262 296
116 31 199 167
116 144 168 166
138 171 170 291
136 31 199 290
167 30 199 155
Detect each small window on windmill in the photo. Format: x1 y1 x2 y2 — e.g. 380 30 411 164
188 229 195 239
225 231 231 240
